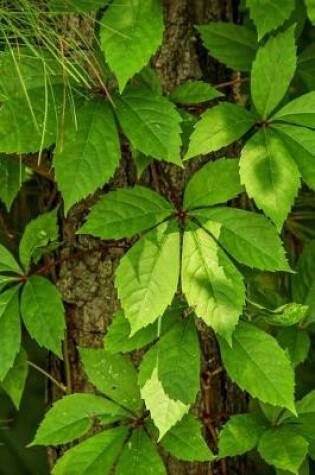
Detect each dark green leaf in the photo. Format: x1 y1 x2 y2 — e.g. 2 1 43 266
0 286 21 381
197 23 258 71
169 80 223 104
0 154 26 211
115 87 182 165
21 276 65 357
100 0 164 92
291 241 315 324
52 427 129 475
78 186 174 240
194 207 290 271
0 244 23 275
247 0 295 39
79 348 141 414
54 98 121 213
185 103 256 160
277 327 310 367
219 323 295 412
272 91 315 128
160 414 214 462
115 428 166 475
1 348 28 409
32 393 128 446
251 26 297 118
184 158 243 209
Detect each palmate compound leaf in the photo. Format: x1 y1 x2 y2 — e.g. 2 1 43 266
115 87 182 165
193 207 290 272
0 243 23 275
185 103 257 160
181 222 245 343
251 26 297 119
141 368 189 440
100 0 164 93
78 186 175 240
247 0 295 40
138 319 200 405
21 276 65 357
79 348 142 414
54 98 121 213
1 348 28 409
272 91 315 128
115 220 180 335
52 427 129 475
115 428 166 475
0 84 73 154
239 127 300 230
0 285 21 381
219 322 296 412
271 123 315 190
160 413 214 462
169 80 223 104
0 155 26 211
183 158 243 210
258 427 308 474
218 413 266 458
196 23 258 72
32 393 129 446
19 208 58 271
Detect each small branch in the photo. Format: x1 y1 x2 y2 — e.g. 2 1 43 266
27 361 67 393
10 153 55 182
215 77 249 89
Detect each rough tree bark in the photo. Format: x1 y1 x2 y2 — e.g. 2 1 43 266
49 1 250 474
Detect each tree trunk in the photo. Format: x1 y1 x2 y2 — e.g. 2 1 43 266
50 1 250 474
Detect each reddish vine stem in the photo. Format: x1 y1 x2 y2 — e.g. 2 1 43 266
215 77 249 89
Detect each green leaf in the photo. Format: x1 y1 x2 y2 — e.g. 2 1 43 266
0 48 63 101
305 0 315 23
160 414 214 462
271 124 315 189
79 348 141 414
297 44 315 90
32 393 128 446
239 128 300 229
79 186 174 240
218 413 266 458
296 390 315 414
247 0 295 39
251 26 297 118
139 319 200 405
169 80 223 104
291 241 315 324
115 220 180 335
0 155 26 211
184 158 243 209
258 427 308 473
0 286 21 381
264 303 309 327
115 428 166 475
115 87 182 165
219 322 295 412
100 0 164 92
19 209 58 270
185 103 256 160
52 427 128 475
182 222 245 342
0 85 70 154
197 23 258 71
103 305 181 354
0 244 23 275
49 0 107 12
140 368 189 440
54 98 120 213
1 349 28 409
21 276 65 357
277 327 310 367
193 207 290 271
272 92 315 128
